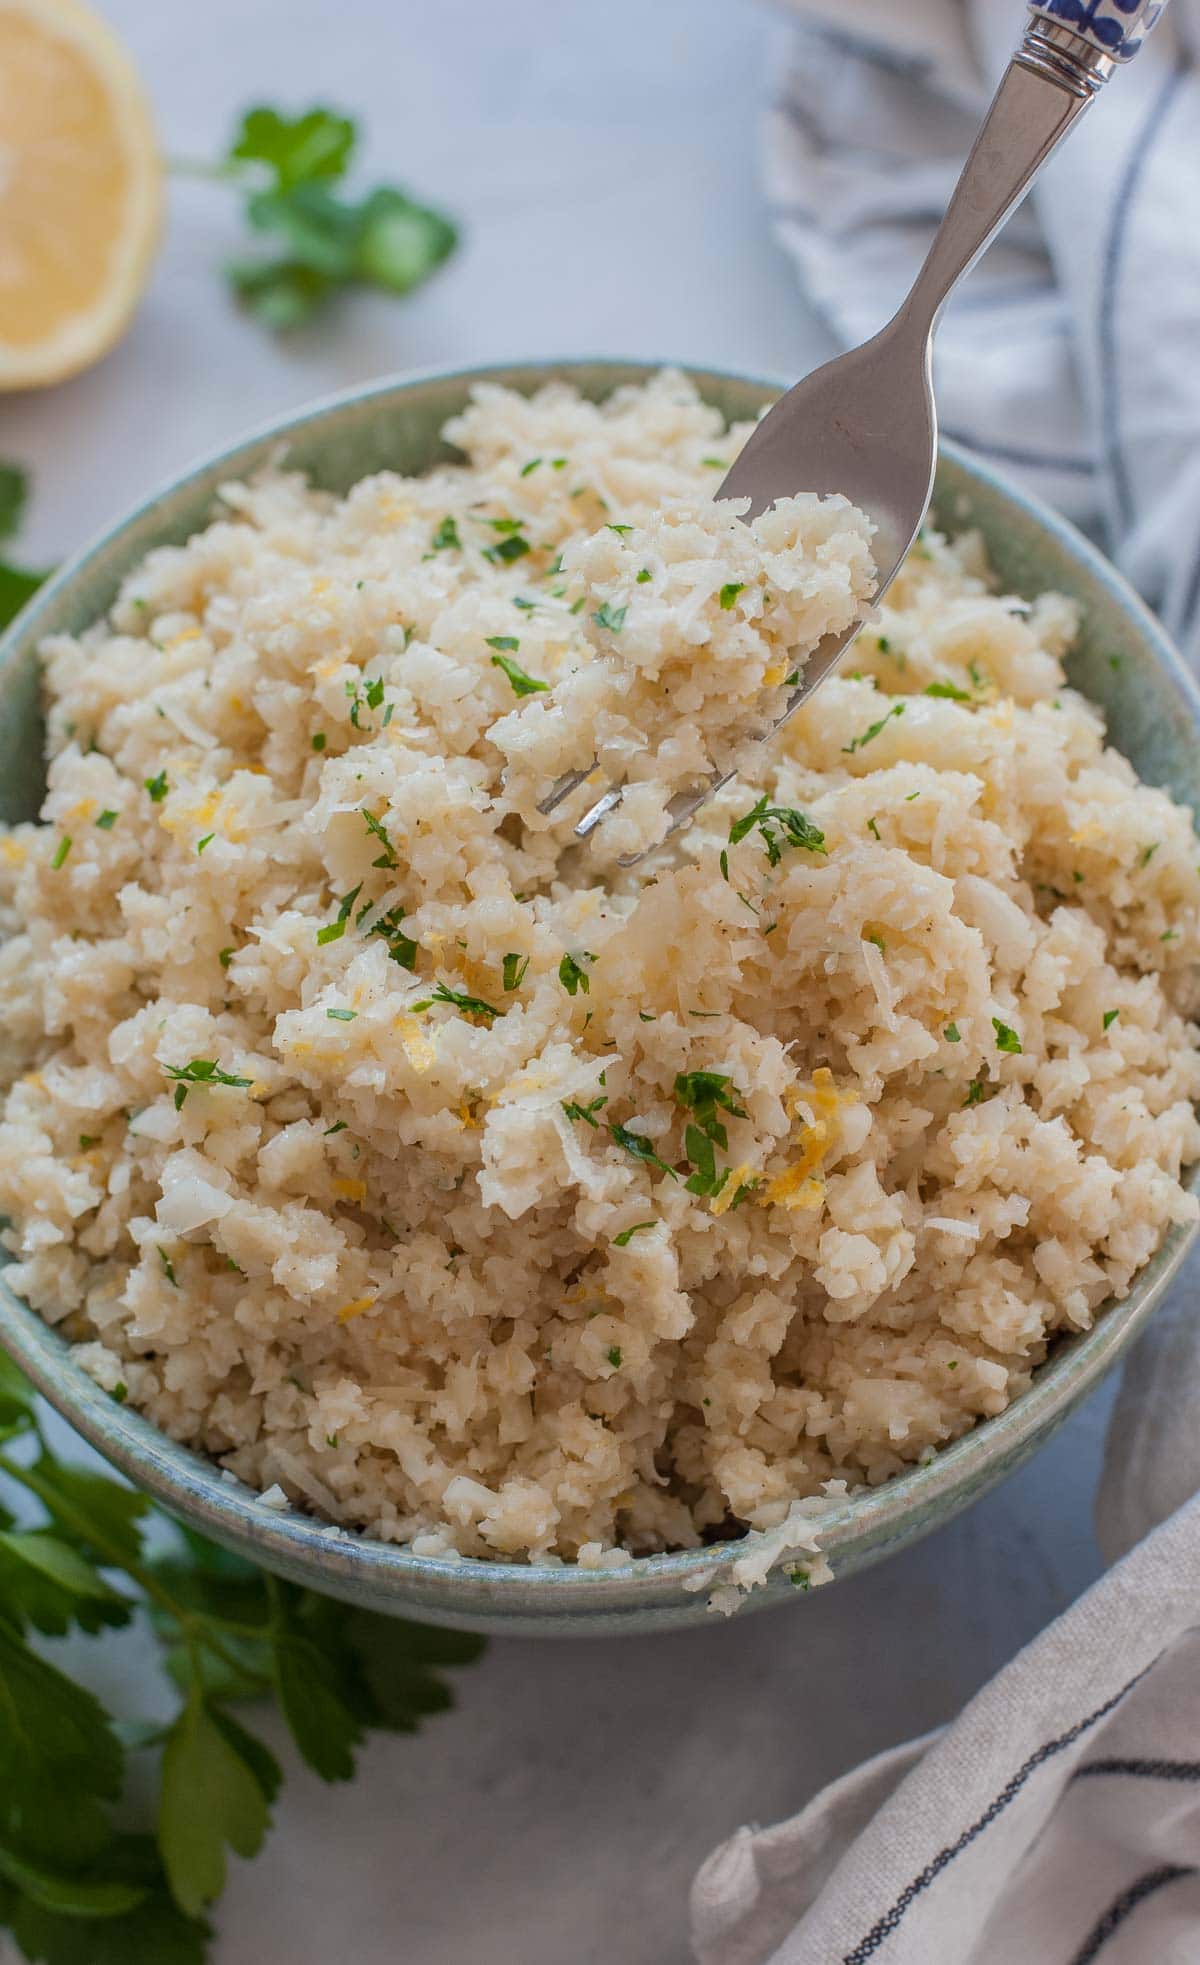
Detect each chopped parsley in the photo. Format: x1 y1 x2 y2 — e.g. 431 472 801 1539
144 770 169 802
324 1120 348 1136
606 522 632 537
963 1075 988 1107
924 680 971 702
701 456 727 469
719 849 729 882
326 1007 357 1021
718 582 744 610
431 516 461 551
484 533 530 564
613 1221 655 1247
311 731 327 751
558 951 594 997
864 930 886 953
992 1018 1022 1054
562 1095 606 1127
519 457 542 477
608 1123 678 1178
485 635 520 653
606 1346 622 1368
317 882 363 946
843 702 905 754
414 980 503 1023
673 1071 746 1150
502 952 530 991
636 568 652 583
944 1022 962 1043
491 650 548 696
728 795 826 866
788 1567 811 1591
362 808 397 869
158 1247 178 1288
78 1134 100 1150
867 817 881 841
95 809 118 830
1139 843 1159 867
218 947 234 969
197 833 215 854
50 835 71 869
164 1057 253 1109
370 905 418 969
1103 1009 1120 1031
591 601 627 634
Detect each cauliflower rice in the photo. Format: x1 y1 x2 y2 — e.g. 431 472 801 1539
1 368 1199 1568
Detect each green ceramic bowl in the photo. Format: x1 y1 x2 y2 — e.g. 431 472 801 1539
2 360 1198 1637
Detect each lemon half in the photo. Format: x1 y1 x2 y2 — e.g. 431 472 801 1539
0 0 161 389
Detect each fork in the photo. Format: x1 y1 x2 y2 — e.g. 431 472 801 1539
541 0 1171 857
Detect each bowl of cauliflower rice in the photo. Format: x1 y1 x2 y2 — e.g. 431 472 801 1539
1 359 1199 1636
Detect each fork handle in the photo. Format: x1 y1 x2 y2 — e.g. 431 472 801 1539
900 0 1172 333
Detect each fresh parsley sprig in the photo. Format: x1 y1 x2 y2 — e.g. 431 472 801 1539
183 105 459 331
0 1353 483 1962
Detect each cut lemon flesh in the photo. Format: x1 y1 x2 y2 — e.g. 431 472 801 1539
0 0 161 388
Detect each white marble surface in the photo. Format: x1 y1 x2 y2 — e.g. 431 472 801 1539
3 2 1119 1959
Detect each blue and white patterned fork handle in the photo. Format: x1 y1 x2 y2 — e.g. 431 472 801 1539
1027 0 1169 62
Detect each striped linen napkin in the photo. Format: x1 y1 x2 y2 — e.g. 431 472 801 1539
691 5 1200 1959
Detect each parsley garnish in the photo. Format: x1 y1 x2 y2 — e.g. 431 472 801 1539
606 1346 623 1368
924 680 971 702
944 1022 961 1043
485 635 519 653
1139 843 1158 867
1103 1009 1120 1030
144 771 169 802
362 808 397 869
163 1058 253 1109
718 582 744 610
202 104 458 330
50 835 71 870
867 817 881 841
326 1007 357 1021
311 731 327 751
218 947 234 969
317 883 362 946
78 1134 100 1150
561 1096 606 1127
964 1075 988 1106
558 952 594 997
95 809 118 830
158 1247 178 1288
992 1018 1022 1054
608 1123 678 1178
606 523 633 537
636 568 652 584
843 702 905 754
490 651 548 696
591 601 627 633
613 1221 654 1246
483 534 530 564
728 796 826 866
415 981 503 1023
502 952 529 991
324 1119 348 1136
197 833 215 854
370 905 418 970
431 515 461 552
520 458 542 477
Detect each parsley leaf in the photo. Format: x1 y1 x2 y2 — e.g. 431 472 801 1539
1103 1009 1120 1031
991 1018 1023 1055
417 980 503 1023
561 1095 606 1127
612 1221 655 1246
431 516 461 552
923 680 972 702
718 582 745 610
158 1696 273 1916
591 601 627 634
944 1022 962 1043
163 1059 253 1109
608 1123 678 1178
144 771 169 803
842 703 905 754
728 796 826 866
502 952 529 991
490 651 548 697
558 952 593 997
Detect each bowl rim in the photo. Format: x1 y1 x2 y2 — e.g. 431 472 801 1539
2 353 1199 1621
